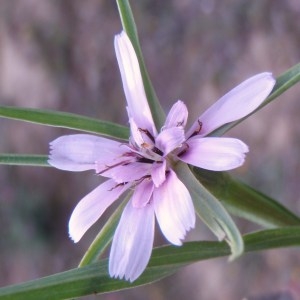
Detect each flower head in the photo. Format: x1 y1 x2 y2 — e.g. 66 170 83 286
48 31 275 282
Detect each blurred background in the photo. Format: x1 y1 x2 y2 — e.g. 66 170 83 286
1 0 300 299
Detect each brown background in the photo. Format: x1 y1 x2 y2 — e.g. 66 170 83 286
1 1 300 299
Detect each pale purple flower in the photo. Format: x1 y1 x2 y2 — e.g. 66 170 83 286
48 31 275 282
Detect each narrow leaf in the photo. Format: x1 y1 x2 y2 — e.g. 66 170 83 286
193 168 300 227
0 154 49 167
0 106 129 140
0 259 179 300
1 227 300 299
176 163 244 259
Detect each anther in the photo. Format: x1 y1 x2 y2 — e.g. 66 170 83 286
177 142 190 157
190 120 203 137
108 182 128 191
152 146 164 156
138 128 155 143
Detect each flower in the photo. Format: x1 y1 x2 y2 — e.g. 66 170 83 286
48 31 276 282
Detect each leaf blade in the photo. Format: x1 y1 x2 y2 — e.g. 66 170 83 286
0 106 129 140
193 168 300 227
176 163 244 260
1 227 300 299
0 154 49 167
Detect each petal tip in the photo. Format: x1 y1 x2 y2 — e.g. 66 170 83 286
69 234 79 244
261 71 276 86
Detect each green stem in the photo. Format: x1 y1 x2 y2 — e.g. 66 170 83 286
0 105 129 140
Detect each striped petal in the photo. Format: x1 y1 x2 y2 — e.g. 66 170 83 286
115 31 156 135
101 161 151 183
129 118 154 149
154 170 195 245
180 137 249 171
156 127 185 155
187 72 276 137
164 100 188 129
49 134 124 172
151 160 166 187
131 179 154 208
69 179 130 243
109 200 155 282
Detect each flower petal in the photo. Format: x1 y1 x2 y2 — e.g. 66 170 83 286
103 162 151 183
151 160 166 187
49 134 124 172
132 179 154 208
180 137 249 171
153 170 195 245
115 31 156 135
129 118 155 150
109 200 155 282
69 179 130 243
164 100 188 129
187 72 276 137
156 127 185 155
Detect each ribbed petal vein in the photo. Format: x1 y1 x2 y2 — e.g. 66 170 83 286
101 162 151 183
164 100 188 129
156 127 185 155
131 179 154 208
151 160 166 187
49 134 124 171
154 170 195 245
187 72 276 137
109 200 155 282
180 137 249 171
69 179 130 243
115 31 156 135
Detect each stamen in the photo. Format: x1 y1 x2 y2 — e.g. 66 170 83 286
137 157 154 164
190 120 203 137
136 174 151 184
152 146 164 156
97 160 130 175
108 182 128 191
177 142 190 157
138 128 155 143
138 127 164 157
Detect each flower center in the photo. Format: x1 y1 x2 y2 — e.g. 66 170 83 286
136 127 164 161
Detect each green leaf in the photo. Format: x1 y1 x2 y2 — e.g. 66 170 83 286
193 168 300 227
116 0 165 128
0 260 180 300
79 197 129 267
0 154 49 167
1 227 300 299
243 226 300 251
176 163 244 260
213 63 300 136
0 106 129 140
